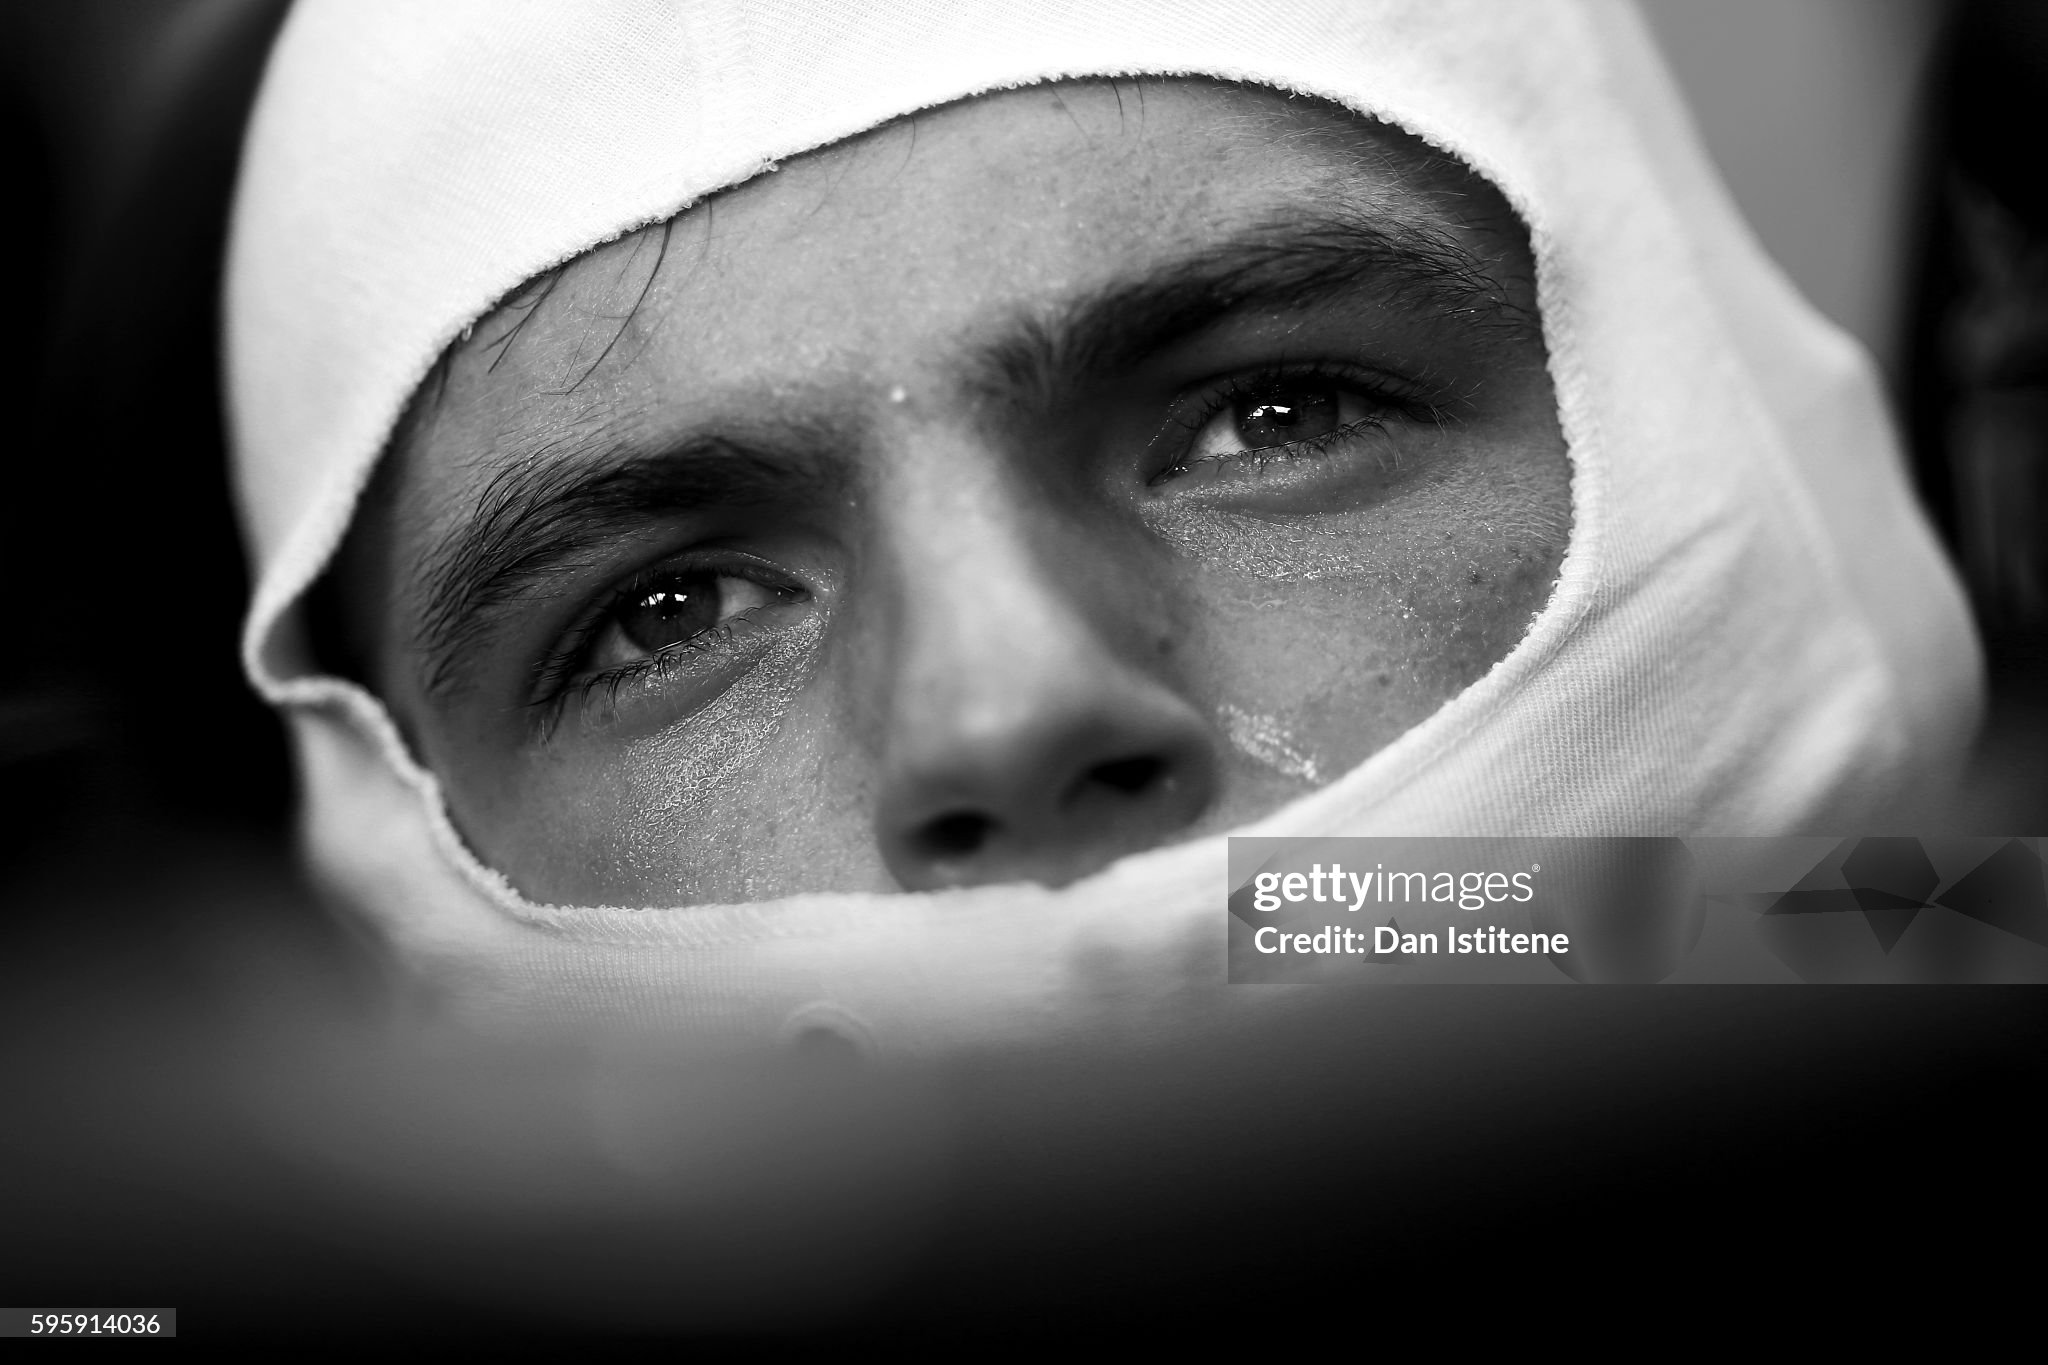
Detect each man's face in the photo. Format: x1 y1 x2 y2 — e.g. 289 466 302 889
335 79 1570 905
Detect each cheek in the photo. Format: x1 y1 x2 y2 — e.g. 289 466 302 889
1161 459 1568 782
447 617 888 906
1179 576 1453 784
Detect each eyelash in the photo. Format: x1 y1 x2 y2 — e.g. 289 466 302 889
527 561 804 729
1148 360 1447 485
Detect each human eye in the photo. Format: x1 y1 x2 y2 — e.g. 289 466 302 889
1147 362 1444 491
531 553 810 729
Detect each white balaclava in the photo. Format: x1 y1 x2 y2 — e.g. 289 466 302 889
225 0 1982 1048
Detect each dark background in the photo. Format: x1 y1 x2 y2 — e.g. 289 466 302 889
0 0 2041 1340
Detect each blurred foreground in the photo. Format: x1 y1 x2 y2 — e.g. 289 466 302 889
2 740 2043 1339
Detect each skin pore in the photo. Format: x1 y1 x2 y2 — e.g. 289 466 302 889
330 79 1571 905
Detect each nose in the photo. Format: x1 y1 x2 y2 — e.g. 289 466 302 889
876 665 1219 892
869 456 1218 892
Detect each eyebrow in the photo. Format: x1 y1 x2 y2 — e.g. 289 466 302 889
967 201 1532 406
409 203 1530 703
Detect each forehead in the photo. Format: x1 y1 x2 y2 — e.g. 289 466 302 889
392 79 1502 476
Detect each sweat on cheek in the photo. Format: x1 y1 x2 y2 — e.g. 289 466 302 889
1218 703 1325 783
603 612 828 894
1143 504 1397 582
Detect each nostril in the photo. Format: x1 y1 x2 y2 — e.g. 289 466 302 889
1083 755 1166 796
917 810 996 857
